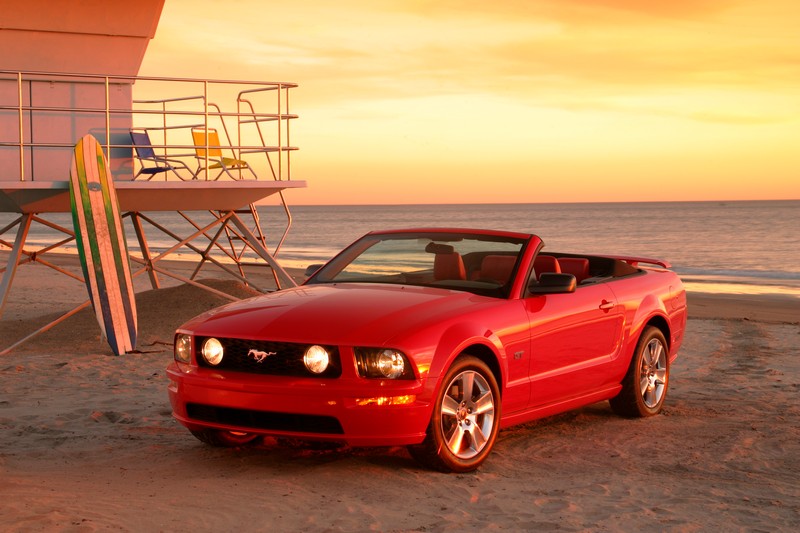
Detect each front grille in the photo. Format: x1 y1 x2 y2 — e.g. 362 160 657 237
196 337 341 378
187 403 344 435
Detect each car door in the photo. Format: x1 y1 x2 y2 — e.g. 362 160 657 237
525 282 624 408
480 299 532 415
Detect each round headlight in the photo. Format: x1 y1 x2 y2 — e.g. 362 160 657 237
376 349 405 379
174 334 192 363
201 338 224 366
303 345 330 374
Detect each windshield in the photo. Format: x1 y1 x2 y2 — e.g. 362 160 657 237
307 231 529 298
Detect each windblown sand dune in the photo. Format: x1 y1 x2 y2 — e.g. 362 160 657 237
1 263 798 531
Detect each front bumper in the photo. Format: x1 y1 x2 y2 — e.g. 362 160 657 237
167 362 432 446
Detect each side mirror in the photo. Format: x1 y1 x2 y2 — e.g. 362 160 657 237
529 273 577 294
304 264 324 278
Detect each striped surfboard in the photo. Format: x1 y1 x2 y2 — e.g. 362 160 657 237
69 134 137 355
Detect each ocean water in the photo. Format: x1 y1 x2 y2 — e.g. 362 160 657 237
5 200 799 297
263 200 800 297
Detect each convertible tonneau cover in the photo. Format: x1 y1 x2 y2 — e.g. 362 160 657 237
602 255 672 269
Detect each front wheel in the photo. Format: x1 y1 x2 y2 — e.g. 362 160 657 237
610 326 670 417
408 356 501 472
190 428 261 447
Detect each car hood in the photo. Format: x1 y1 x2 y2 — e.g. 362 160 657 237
180 283 492 346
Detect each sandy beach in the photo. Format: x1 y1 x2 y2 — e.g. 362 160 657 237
1 253 798 531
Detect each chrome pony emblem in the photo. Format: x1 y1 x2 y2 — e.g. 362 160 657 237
248 349 277 363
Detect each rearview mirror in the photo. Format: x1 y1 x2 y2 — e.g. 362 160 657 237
425 242 455 254
529 273 577 294
304 264 324 278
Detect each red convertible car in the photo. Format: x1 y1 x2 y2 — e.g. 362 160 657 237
167 228 687 472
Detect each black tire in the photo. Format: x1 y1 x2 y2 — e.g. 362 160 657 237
610 326 670 418
190 428 260 447
408 355 501 473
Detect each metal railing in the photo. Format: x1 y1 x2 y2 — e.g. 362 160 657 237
0 70 298 183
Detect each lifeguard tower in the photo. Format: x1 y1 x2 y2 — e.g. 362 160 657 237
0 0 306 351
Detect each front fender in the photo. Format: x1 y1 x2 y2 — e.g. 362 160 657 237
413 321 506 404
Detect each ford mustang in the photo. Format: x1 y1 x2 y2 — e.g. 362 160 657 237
167 228 687 472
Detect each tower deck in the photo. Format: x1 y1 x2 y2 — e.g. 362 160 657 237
1 71 307 352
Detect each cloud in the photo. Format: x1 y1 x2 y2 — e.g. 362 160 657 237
392 0 738 25
144 0 800 123
296 0 798 106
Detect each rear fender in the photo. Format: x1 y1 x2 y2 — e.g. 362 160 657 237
624 294 671 357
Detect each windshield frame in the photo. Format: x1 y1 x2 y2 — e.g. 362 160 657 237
305 229 533 298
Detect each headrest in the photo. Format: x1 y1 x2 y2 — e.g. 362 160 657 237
434 252 466 280
533 255 561 280
479 255 516 284
559 257 590 283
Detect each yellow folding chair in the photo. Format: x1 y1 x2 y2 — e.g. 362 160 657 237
191 127 257 180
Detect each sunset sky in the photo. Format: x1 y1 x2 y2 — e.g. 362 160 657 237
139 0 799 205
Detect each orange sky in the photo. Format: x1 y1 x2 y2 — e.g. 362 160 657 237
139 0 799 205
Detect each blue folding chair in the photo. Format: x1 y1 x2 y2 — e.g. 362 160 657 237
131 131 192 180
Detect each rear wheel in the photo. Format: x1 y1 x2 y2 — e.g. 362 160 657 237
610 326 669 417
190 428 260 447
408 356 500 472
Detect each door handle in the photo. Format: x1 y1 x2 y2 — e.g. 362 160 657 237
599 300 615 311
